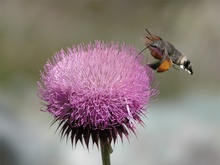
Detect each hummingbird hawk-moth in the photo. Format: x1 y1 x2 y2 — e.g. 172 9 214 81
138 29 193 75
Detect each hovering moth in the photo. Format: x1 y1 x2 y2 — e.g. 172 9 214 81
138 29 193 75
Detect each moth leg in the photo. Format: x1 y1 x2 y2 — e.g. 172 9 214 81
172 64 180 71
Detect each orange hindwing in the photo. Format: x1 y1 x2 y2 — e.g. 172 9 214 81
157 57 173 72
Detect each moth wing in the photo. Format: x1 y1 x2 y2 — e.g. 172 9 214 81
148 60 162 70
145 35 164 60
149 48 164 60
157 57 173 72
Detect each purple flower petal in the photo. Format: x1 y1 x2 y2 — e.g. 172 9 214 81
38 41 158 147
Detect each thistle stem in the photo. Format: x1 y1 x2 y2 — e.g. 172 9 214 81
101 140 112 165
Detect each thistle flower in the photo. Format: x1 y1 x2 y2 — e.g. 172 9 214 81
37 41 158 148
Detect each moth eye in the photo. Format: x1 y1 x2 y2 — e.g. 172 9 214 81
150 43 158 48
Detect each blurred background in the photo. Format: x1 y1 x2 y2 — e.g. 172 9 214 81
1 0 220 165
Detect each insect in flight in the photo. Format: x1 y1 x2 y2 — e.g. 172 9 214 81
137 29 193 75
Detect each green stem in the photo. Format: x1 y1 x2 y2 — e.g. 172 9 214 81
101 140 112 165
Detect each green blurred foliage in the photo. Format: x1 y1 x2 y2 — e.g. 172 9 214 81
0 0 220 97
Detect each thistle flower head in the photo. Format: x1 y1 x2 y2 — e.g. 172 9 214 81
38 41 158 147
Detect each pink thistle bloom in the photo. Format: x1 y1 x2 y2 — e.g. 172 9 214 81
37 41 158 147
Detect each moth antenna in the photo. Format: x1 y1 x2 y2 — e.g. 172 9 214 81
145 28 154 38
145 28 155 42
146 36 154 42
